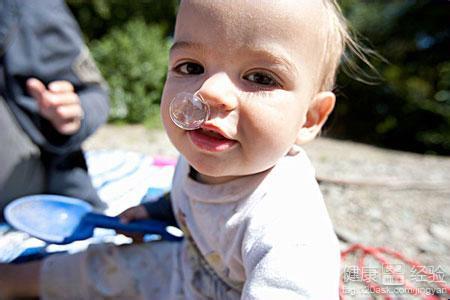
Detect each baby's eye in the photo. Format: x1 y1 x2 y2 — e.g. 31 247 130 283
174 62 204 75
244 72 279 87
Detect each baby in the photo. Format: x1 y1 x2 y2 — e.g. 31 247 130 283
0 0 353 299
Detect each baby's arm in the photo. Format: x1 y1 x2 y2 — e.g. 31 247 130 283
119 204 150 223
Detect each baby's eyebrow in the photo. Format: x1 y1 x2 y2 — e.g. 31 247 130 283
170 41 204 53
246 47 299 77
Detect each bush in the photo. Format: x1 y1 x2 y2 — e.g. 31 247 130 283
327 1 450 155
89 20 171 124
68 0 178 40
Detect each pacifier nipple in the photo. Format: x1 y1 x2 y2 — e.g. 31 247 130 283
169 92 210 130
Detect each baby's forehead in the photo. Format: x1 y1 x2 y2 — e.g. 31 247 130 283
178 0 328 37
176 0 330 74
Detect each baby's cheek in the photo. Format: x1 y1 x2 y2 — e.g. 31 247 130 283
247 130 290 169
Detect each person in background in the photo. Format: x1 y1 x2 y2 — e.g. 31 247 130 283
0 0 109 216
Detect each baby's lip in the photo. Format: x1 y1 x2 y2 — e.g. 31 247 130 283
200 123 235 141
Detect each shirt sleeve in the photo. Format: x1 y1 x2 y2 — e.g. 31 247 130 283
241 237 340 300
238 152 340 299
240 210 341 300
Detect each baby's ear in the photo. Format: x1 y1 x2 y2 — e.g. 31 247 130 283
295 91 335 145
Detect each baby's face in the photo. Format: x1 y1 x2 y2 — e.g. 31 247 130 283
161 0 331 184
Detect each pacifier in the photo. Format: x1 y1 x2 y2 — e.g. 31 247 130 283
169 92 210 130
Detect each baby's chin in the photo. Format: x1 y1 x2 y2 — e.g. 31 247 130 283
190 158 235 178
184 157 240 183
190 158 276 185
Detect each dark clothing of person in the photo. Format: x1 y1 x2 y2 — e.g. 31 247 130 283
0 0 109 217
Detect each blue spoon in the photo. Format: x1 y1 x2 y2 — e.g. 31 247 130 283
4 194 183 244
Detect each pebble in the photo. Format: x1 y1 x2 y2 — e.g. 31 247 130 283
335 228 359 244
429 223 450 245
367 208 381 220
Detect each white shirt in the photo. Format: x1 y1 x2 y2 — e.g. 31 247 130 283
171 149 340 299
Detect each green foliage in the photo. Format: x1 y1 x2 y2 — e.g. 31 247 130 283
89 20 171 123
67 0 178 41
329 1 450 154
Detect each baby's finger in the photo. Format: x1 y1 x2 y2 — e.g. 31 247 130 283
118 206 149 224
48 80 75 93
116 231 145 244
118 209 136 224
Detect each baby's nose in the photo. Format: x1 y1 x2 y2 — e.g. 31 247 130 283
197 72 238 112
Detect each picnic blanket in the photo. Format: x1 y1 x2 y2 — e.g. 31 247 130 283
0 150 177 263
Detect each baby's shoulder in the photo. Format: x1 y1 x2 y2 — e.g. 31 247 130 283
255 153 322 208
239 154 333 242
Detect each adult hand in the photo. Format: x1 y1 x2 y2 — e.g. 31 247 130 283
26 78 84 135
117 205 150 243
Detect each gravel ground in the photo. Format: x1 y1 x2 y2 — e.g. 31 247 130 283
84 124 450 299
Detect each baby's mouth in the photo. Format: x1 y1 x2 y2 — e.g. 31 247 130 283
188 127 237 152
198 128 228 140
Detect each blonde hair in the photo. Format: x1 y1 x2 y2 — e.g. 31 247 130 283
319 0 380 92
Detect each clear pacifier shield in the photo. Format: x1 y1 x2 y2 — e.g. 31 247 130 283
169 92 210 130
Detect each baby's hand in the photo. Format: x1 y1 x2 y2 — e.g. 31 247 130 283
118 204 149 223
117 205 150 243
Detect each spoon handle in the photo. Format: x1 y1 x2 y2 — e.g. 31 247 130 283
84 213 183 241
